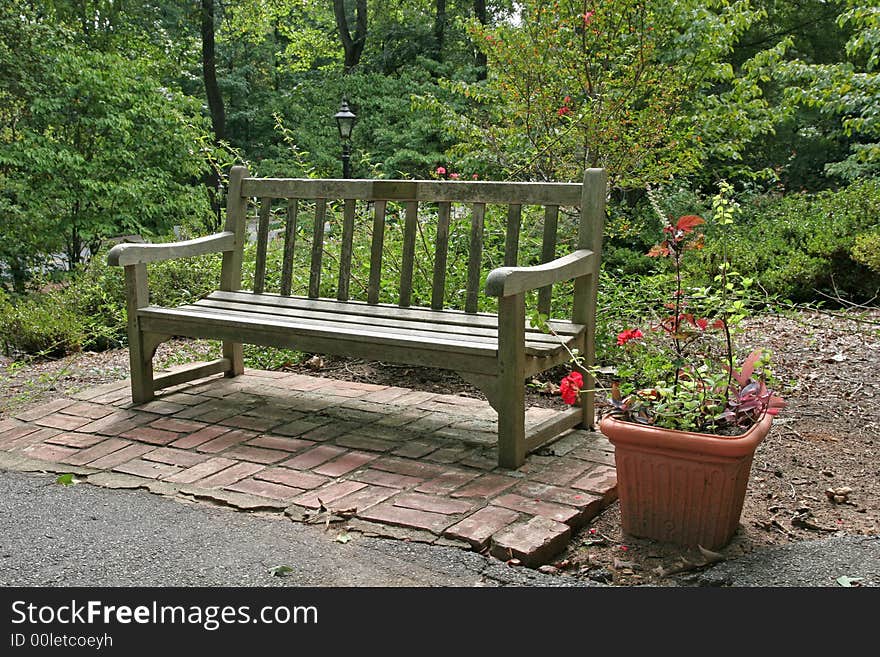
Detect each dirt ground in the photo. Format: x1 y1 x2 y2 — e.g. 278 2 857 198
1 307 877 586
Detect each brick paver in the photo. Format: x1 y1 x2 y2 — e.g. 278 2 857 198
1 369 619 568
443 506 522 550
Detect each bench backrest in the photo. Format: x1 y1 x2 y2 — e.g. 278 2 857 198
222 166 605 318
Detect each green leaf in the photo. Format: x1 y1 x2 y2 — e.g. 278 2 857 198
55 474 76 486
335 532 351 544
269 565 294 577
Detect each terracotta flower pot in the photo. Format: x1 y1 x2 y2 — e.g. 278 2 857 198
599 412 774 551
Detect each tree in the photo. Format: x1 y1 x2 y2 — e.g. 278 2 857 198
333 0 368 73
424 0 785 186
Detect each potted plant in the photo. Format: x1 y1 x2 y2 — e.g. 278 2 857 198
559 183 785 550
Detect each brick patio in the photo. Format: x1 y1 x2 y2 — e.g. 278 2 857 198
0 365 618 567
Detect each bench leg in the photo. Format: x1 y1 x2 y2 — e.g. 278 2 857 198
222 341 244 378
497 294 526 469
128 329 156 404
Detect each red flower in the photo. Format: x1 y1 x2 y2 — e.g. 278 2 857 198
583 11 595 25
557 106 572 117
616 328 643 346
436 166 446 175
450 172 460 180
560 372 584 405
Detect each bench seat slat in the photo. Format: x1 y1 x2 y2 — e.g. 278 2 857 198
207 291 583 337
192 298 578 350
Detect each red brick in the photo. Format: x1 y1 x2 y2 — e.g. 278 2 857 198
349 469 424 489
224 445 289 464
45 433 107 449
0 418 20 433
218 414 281 432
391 440 441 459
131 400 186 415
281 445 347 470
529 458 594 486
254 467 329 491
274 373 328 391
299 422 358 442
22 443 79 463
571 465 618 500
246 435 315 453
34 413 90 431
162 457 236 484
443 506 522 550
392 492 474 515
331 484 397 513
149 418 210 433
120 426 180 446
0 424 40 448
369 458 446 479
489 516 571 567
569 447 616 466
170 425 231 449
196 429 255 453
114 458 181 480
424 445 476 464
13 398 76 422
64 438 132 466
415 470 480 495
312 451 377 477
514 480 603 513
60 402 116 420
5 428 61 451
193 462 265 488
491 493 580 525
272 418 330 437
450 473 519 499
334 434 395 452
360 387 411 404
86 443 155 469
78 411 148 436
291 481 368 509
225 477 303 501
359 502 454 534
142 448 208 468
70 380 128 401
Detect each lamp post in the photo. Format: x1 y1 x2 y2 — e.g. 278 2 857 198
334 98 356 179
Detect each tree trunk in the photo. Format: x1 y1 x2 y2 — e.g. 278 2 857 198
434 0 447 59
201 0 225 142
474 0 488 80
333 0 367 73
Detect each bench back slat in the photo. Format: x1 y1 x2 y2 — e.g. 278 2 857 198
308 198 327 299
228 169 603 316
399 200 418 308
465 202 486 314
253 197 272 294
504 203 522 267
280 199 298 296
537 204 559 315
431 201 451 310
336 198 357 301
367 200 387 305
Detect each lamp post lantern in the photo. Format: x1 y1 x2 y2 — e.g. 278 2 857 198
334 98 356 179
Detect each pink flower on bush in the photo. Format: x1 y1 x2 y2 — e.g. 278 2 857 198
583 11 595 25
560 371 584 405
616 328 643 346
450 172 460 180
558 105 572 117
436 166 446 176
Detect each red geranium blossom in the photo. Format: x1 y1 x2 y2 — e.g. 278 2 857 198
616 328 643 346
560 371 584 405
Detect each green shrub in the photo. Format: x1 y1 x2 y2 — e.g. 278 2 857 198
852 232 880 274
0 288 85 357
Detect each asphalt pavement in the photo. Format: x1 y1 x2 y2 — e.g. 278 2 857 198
1 469 877 588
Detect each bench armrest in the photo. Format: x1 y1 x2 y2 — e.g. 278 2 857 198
107 231 236 267
485 249 595 297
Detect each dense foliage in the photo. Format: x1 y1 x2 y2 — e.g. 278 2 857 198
0 0 877 361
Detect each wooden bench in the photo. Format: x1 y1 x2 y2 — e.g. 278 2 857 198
107 166 607 468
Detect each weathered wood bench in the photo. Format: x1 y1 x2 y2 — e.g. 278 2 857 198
107 166 607 468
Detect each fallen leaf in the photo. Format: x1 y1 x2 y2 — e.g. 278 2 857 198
335 531 351 544
836 575 863 587
55 474 77 486
697 546 726 564
269 565 293 577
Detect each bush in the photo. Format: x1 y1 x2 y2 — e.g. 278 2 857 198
694 179 880 302
0 288 85 357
